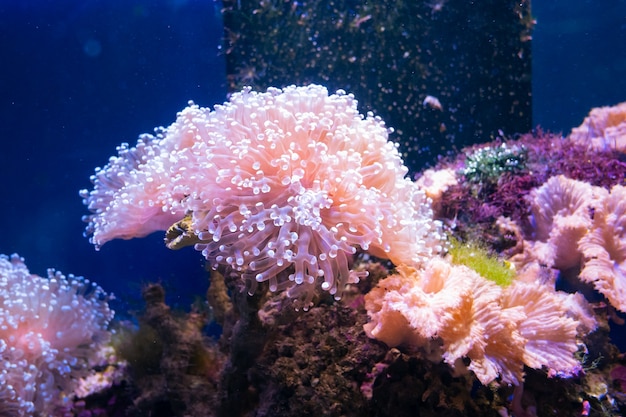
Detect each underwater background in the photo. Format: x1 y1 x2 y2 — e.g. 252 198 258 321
1 1 626 416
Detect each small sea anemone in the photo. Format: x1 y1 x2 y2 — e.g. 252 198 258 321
81 85 444 308
461 142 527 194
0 254 114 416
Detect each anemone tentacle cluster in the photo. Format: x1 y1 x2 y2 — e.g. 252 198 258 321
0 254 113 416
81 84 444 307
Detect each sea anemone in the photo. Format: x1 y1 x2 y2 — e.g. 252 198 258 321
461 142 527 195
579 184 626 312
81 85 444 307
0 254 114 416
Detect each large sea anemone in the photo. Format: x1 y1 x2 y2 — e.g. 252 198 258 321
81 85 444 307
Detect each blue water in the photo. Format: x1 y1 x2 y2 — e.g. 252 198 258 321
532 0 626 133
0 0 226 313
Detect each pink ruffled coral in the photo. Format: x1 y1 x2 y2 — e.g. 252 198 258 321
502 281 582 377
519 175 607 270
364 258 526 385
569 101 626 152
438 267 526 386
364 257 589 386
0 254 113 416
81 85 444 306
363 261 472 350
579 184 626 312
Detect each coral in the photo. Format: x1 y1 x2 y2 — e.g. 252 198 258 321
364 258 525 385
461 142 527 194
363 263 443 349
364 256 589 386
434 129 626 246
579 184 626 312
437 264 526 386
432 143 538 246
0 254 114 416
81 84 444 308
502 281 581 377
524 130 626 189
569 101 626 152
518 175 607 270
80 134 186 245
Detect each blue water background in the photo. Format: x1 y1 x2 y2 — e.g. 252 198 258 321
0 0 226 314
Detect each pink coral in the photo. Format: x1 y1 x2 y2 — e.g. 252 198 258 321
519 175 607 270
364 257 589 386
502 281 582 377
0 254 114 416
569 101 626 152
579 184 626 312
364 258 526 385
81 85 444 307
363 261 471 350
437 266 526 386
